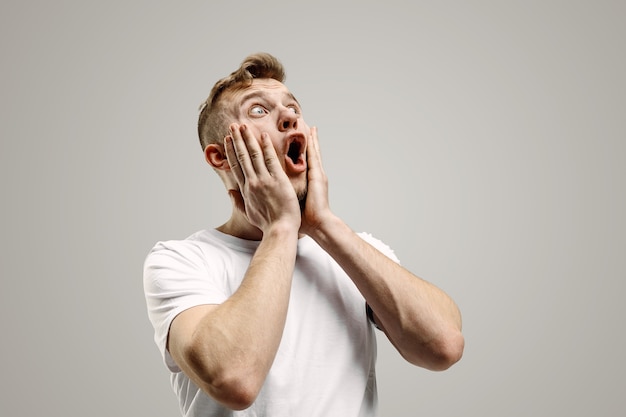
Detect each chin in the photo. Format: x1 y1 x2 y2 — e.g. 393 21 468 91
295 180 308 208
291 176 308 198
298 189 307 213
296 184 307 199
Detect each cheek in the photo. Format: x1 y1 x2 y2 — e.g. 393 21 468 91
244 119 270 137
270 139 283 156
239 121 266 144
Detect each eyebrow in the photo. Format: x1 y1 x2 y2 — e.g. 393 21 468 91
239 90 300 106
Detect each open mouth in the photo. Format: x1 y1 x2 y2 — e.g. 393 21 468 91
285 134 306 166
287 141 301 164
284 135 307 174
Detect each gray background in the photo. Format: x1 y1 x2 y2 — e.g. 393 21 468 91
1 1 624 416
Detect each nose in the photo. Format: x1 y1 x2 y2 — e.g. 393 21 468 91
278 107 298 131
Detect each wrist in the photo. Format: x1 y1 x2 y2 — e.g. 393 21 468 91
264 220 300 241
306 213 346 244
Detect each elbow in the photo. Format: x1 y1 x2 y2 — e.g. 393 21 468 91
425 330 465 371
401 330 465 371
183 348 263 410
207 375 261 410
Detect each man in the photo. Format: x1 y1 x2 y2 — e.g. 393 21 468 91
144 52 464 416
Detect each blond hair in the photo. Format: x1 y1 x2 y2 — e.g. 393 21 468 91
197 53 286 150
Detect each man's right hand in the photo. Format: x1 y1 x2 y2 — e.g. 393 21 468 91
224 123 301 234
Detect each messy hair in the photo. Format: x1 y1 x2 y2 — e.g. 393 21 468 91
197 53 286 150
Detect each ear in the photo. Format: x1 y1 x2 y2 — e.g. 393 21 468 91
204 143 230 170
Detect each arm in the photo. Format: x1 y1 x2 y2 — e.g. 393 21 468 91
309 219 463 370
168 125 302 409
168 226 297 409
301 128 464 371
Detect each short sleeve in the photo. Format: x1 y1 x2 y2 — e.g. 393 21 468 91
143 240 228 372
357 232 401 264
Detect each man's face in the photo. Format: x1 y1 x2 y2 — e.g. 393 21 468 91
228 78 311 200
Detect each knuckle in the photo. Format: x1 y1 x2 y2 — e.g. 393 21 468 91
236 151 247 162
247 178 261 190
249 150 262 161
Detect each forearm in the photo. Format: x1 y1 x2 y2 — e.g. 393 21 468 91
309 215 464 370
179 225 298 407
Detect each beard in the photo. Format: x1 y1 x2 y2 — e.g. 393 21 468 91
297 185 308 213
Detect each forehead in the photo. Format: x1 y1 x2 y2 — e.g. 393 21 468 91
231 78 297 106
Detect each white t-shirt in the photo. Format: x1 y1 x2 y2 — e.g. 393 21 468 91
143 228 400 417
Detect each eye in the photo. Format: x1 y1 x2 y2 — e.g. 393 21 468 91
287 105 300 114
249 105 267 117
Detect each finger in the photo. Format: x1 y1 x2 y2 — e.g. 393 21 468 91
224 135 246 186
307 126 325 173
259 132 283 177
230 124 258 182
240 124 269 176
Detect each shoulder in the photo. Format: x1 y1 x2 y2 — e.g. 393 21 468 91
143 229 241 305
143 229 232 281
144 229 245 266
145 231 209 267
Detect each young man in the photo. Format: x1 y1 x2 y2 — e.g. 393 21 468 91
144 53 464 416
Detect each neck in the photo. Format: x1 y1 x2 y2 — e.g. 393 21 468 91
217 212 264 241
216 210 306 241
